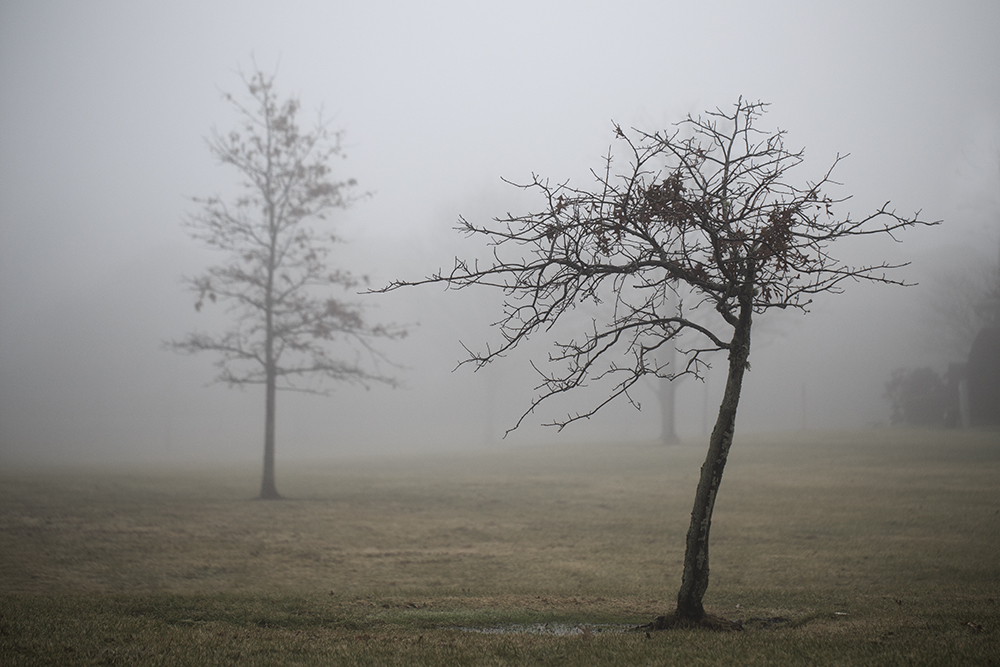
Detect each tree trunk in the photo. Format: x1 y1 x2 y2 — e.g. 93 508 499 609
259 365 281 499
674 302 751 620
259 246 281 500
658 373 679 445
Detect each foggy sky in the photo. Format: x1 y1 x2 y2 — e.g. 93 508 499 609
1 0 998 465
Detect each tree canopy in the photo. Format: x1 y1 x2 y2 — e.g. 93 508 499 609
380 98 934 624
385 100 929 430
169 66 405 498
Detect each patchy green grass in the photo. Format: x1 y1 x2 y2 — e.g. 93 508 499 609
2 429 999 665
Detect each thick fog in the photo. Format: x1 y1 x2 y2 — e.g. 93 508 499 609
1 0 998 466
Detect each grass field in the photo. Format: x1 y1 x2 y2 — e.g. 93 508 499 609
2 429 999 665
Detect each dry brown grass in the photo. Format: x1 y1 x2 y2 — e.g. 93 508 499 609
2 428 998 665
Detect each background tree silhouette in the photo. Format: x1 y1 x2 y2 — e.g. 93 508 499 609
169 65 405 499
923 240 1000 361
379 99 933 625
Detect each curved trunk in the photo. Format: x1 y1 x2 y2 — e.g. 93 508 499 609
675 301 752 620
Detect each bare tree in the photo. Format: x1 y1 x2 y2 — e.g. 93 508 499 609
168 66 405 499
378 99 933 625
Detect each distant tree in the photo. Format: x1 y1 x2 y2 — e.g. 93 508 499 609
884 367 951 426
967 327 1000 426
379 99 933 626
654 349 681 444
923 248 1000 360
168 65 405 499
923 152 1000 361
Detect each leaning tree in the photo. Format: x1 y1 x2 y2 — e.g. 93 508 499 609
168 66 405 499
379 99 934 625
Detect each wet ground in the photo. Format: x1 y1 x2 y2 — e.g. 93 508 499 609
460 623 636 636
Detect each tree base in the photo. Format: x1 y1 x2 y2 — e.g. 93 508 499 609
257 490 284 500
638 612 742 632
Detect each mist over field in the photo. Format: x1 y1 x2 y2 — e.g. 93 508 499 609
1 0 998 466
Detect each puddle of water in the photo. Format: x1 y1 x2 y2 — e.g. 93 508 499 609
460 623 635 636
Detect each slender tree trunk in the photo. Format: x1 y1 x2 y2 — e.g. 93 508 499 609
658 377 679 444
259 363 280 499
259 240 281 500
674 301 751 620
659 295 681 445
